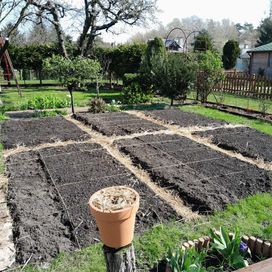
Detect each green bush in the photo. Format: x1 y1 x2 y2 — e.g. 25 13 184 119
123 73 139 87
122 83 152 104
26 96 70 110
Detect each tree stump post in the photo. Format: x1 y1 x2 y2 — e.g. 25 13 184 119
103 244 136 272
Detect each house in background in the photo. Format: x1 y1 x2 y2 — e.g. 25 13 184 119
164 39 182 52
247 42 272 79
235 42 251 72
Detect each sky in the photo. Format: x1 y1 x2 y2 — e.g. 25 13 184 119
100 0 271 43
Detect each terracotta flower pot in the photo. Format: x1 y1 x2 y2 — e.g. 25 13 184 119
89 186 140 249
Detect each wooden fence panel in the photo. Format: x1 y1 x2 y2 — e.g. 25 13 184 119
199 71 272 99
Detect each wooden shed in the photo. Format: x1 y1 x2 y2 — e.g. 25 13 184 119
247 42 272 79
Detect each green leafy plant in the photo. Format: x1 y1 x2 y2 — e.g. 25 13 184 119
106 100 122 112
26 96 70 110
196 50 224 103
88 97 107 113
209 227 250 270
166 247 207 272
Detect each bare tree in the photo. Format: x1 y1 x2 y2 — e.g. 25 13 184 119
77 0 157 56
26 0 70 58
0 0 31 37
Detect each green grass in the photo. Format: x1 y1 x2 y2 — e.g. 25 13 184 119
0 87 122 111
188 92 272 114
179 105 272 135
17 193 272 271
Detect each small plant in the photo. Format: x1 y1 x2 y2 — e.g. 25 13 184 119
0 112 8 121
209 227 250 270
88 97 107 113
106 100 122 112
166 247 207 272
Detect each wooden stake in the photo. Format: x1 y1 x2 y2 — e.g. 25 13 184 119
103 244 136 272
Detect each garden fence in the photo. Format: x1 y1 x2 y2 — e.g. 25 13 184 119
198 71 272 100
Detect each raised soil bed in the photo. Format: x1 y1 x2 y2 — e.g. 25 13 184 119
115 133 272 212
144 109 227 128
6 142 180 264
74 111 166 136
194 126 272 162
1 116 90 149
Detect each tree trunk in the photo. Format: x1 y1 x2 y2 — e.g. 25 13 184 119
38 69 43 86
170 98 174 106
103 244 136 272
69 89 75 115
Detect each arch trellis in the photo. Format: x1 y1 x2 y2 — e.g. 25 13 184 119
165 28 201 52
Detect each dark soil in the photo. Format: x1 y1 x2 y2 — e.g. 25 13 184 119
144 109 227 127
115 133 272 212
1 116 90 149
74 112 166 136
194 127 272 162
7 142 180 263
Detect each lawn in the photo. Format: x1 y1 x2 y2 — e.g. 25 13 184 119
0 86 122 111
187 91 272 114
18 193 272 272
179 105 272 135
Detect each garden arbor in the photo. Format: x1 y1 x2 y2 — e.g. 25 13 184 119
165 27 201 52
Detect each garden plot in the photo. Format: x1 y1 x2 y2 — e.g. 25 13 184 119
1 116 90 149
144 109 227 128
6 142 179 264
115 133 272 212
75 111 166 136
194 126 272 162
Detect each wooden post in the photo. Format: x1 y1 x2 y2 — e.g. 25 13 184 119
103 244 136 272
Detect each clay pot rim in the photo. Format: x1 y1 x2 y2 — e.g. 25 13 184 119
89 186 140 214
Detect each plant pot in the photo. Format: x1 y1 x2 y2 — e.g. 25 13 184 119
89 186 139 249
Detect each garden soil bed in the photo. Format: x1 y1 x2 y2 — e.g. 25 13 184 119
1 116 90 149
74 111 166 136
194 126 272 162
144 109 227 127
115 133 272 212
6 142 180 264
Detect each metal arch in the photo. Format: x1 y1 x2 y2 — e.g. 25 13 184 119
165 27 187 52
184 30 201 52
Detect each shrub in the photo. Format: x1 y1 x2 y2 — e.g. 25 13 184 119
122 83 152 104
123 73 139 87
222 40 240 70
88 97 107 113
196 50 224 103
152 53 197 106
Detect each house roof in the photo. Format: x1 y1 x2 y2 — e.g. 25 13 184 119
165 39 181 49
247 42 272 53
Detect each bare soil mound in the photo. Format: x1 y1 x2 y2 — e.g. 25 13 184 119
74 112 166 136
1 116 90 149
194 127 272 162
144 109 227 127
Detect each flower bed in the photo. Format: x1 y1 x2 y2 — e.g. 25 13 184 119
166 228 272 272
